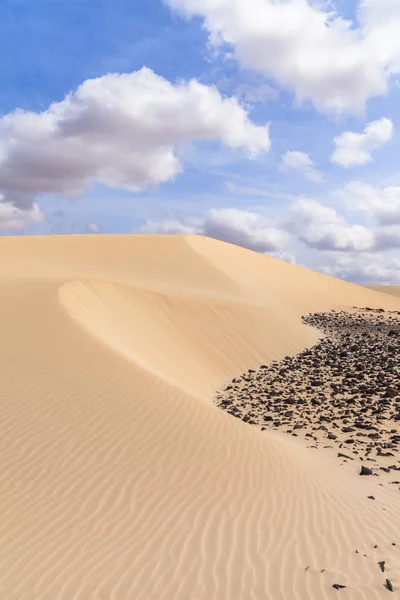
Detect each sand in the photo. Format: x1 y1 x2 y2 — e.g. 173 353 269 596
0 233 399 599
366 286 400 298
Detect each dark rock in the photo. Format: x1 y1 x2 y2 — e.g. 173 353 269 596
385 579 393 592
216 307 399 472
360 466 373 476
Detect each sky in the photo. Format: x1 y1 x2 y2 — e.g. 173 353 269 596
1 0 400 284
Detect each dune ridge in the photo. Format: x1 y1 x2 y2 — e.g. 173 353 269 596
0 234 399 599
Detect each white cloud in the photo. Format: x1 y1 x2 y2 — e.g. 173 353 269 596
0 67 270 210
87 223 100 233
166 0 400 113
287 198 375 251
281 151 322 182
137 208 289 252
301 223 375 252
320 253 400 284
285 190 400 254
344 181 400 224
0 201 45 231
331 117 393 167
289 197 338 226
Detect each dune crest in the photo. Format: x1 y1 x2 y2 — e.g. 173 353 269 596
0 234 399 599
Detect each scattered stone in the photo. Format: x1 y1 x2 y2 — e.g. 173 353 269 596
215 308 399 475
378 561 385 573
385 579 394 592
332 583 346 590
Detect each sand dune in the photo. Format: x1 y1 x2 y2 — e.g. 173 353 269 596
366 285 400 298
0 234 399 599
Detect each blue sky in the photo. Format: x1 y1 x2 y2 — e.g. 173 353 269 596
1 0 400 283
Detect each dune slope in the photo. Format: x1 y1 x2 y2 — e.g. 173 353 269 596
366 285 400 297
0 234 399 600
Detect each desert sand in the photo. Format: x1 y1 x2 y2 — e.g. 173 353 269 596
366 286 400 298
0 234 399 600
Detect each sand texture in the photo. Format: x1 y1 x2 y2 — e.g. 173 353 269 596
366 286 400 297
1 234 400 600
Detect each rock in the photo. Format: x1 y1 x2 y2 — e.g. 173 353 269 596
378 561 385 573
360 466 373 476
332 583 346 590
385 579 393 592
216 308 400 472
338 453 354 460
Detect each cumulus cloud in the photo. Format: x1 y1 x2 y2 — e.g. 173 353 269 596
166 0 400 113
0 200 45 231
285 192 400 253
302 224 375 252
137 208 289 252
0 67 270 210
331 117 393 167
287 198 375 251
344 181 400 224
320 253 400 284
281 151 322 182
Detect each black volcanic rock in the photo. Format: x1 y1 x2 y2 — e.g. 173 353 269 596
215 307 399 471
360 466 373 476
